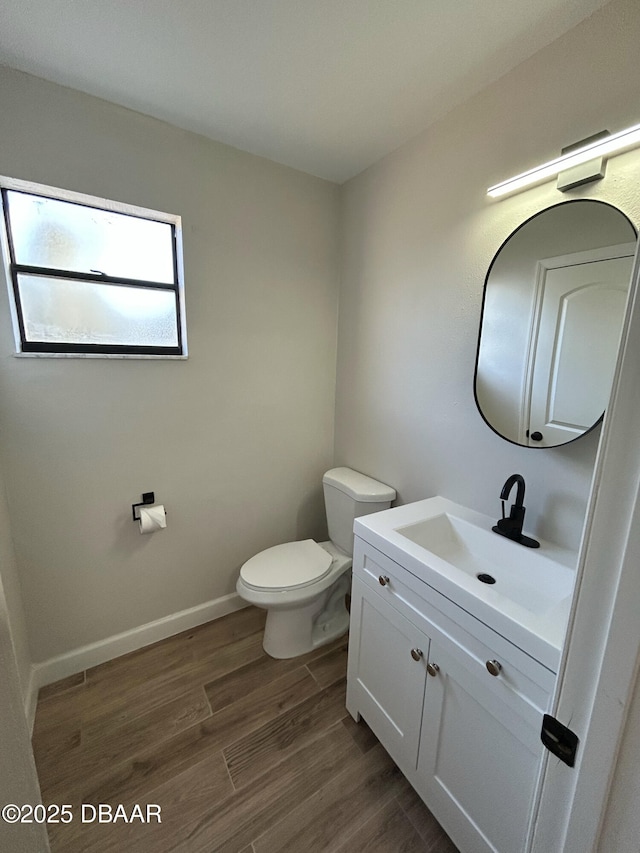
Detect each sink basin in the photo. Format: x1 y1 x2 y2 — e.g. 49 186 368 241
396 512 575 617
353 496 577 671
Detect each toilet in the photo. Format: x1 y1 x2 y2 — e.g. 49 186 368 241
236 467 396 658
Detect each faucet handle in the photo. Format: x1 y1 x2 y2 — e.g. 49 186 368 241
500 500 506 520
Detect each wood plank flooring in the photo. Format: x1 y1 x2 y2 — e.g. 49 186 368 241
32 606 458 853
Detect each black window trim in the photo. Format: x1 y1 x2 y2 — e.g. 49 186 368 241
0 182 186 357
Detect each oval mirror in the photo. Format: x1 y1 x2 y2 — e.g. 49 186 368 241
475 200 636 447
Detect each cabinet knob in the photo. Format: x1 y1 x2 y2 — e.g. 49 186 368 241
410 648 423 661
486 659 502 677
426 662 440 676
378 575 390 586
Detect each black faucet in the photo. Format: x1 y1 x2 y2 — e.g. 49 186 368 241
492 474 540 548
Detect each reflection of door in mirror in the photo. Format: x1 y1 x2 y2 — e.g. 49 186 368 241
523 245 634 446
475 199 637 448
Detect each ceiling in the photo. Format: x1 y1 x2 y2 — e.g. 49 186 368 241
0 0 610 183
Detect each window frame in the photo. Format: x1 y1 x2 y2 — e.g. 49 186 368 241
0 176 187 358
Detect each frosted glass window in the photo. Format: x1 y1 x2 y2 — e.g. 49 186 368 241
18 275 179 348
6 192 175 283
1 180 185 356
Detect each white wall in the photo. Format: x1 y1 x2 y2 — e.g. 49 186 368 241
0 470 33 703
0 66 340 663
0 462 48 851
599 658 640 850
336 0 640 554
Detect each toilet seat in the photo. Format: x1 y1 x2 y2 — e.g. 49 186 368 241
240 539 333 591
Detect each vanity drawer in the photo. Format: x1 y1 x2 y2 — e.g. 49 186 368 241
356 537 434 623
353 537 555 715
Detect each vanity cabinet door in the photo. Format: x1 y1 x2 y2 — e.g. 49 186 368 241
417 637 543 853
346 576 429 773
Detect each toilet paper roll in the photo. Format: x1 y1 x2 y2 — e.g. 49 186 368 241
138 504 167 534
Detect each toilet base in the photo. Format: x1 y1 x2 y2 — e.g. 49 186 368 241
263 574 351 659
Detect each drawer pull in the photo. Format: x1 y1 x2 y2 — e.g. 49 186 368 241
486 659 502 677
378 575 390 586
426 662 440 676
410 648 423 661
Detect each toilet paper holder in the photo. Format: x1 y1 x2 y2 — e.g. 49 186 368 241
132 492 156 522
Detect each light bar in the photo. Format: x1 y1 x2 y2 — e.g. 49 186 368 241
487 122 640 198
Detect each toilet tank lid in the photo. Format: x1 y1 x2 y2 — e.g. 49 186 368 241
323 467 396 502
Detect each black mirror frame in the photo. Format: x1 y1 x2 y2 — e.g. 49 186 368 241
474 198 637 449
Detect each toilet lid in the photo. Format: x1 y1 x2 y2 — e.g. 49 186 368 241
240 539 333 590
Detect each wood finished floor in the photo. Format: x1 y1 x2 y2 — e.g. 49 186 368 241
32 606 458 853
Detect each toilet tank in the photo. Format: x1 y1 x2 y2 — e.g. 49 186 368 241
322 467 396 556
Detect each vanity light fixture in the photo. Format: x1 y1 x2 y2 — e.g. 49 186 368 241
487 121 640 198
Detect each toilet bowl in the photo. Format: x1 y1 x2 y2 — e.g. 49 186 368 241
236 467 396 659
236 539 352 658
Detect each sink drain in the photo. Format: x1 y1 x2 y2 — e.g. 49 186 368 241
477 573 496 585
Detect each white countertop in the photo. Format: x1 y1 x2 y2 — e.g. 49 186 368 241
354 496 577 672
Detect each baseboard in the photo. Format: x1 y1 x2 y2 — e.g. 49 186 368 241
26 592 247 730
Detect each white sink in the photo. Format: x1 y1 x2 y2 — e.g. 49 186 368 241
396 512 574 618
353 496 577 671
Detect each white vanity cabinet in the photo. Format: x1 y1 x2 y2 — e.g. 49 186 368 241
346 537 556 853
